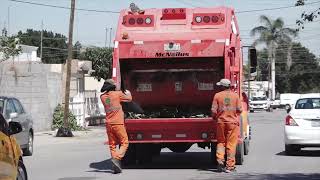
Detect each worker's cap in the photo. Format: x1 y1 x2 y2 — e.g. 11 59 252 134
105 79 115 86
100 79 116 93
216 78 231 87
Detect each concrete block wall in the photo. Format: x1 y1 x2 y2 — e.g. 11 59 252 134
0 62 62 131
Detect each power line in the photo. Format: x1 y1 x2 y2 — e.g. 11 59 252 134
8 0 120 14
236 0 320 14
9 0 320 15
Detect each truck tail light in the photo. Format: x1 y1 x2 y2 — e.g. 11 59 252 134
128 18 136 25
162 8 186 20
193 13 225 25
203 16 210 23
123 15 154 27
285 115 298 126
195 16 202 23
145 17 152 24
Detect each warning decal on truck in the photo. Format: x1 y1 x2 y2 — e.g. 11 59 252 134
136 83 152 92
198 82 214 91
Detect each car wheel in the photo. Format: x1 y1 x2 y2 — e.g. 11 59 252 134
23 132 33 156
17 159 28 180
235 143 244 165
285 144 300 156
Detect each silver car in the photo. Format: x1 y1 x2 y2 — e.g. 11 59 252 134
0 96 34 156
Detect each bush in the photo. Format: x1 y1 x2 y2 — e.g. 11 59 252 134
52 104 81 131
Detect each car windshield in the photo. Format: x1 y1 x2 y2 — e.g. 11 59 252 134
295 98 320 109
252 97 267 101
0 99 4 114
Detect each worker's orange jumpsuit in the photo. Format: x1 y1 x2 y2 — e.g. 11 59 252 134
100 90 132 160
211 89 242 170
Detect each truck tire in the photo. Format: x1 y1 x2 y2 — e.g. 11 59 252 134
244 138 250 155
210 143 217 165
235 143 244 165
123 144 137 166
285 144 300 156
136 144 152 165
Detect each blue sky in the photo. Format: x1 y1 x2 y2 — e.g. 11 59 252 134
0 0 319 56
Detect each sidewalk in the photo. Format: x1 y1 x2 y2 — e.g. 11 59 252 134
34 126 106 138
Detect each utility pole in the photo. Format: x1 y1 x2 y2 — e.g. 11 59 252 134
7 6 10 35
105 27 108 47
57 0 76 137
108 27 112 48
40 20 43 61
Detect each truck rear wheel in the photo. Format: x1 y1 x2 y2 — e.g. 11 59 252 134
210 143 217 165
235 143 244 165
123 144 137 166
136 144 153 165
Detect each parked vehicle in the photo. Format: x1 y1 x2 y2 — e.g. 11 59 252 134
284 96 320 155
280 93 301 110
0 113 28 180
249 96 271 112
270 99 281 109
0 96 34 156
113 6 255 165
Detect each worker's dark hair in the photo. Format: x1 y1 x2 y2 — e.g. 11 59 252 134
100 81 116 93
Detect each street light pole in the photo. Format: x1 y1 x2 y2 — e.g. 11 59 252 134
57 0 76 137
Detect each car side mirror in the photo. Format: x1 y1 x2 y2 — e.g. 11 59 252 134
9 121 22 135
10 112 18 119
285 105 291 113
249 48 257 74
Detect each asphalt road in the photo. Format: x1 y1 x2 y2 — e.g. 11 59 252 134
24 110 320 180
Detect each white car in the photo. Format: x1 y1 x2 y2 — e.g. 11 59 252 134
284 97 320 155
249 96 271 112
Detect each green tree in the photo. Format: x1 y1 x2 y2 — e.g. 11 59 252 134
251 15 297 99
16 29 68 64
257 42 320 94
0 36 21 62
73 41 82 59
295 0 320 29
80 47 113 81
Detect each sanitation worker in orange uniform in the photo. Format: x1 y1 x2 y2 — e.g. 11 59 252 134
100 79 132 174
211 78 242 173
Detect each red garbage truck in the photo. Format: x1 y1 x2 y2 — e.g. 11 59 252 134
111 6 256 165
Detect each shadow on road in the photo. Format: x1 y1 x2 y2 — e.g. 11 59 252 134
195 173 320 180
276 150 320 157
124 152 217 170
88 159 114 174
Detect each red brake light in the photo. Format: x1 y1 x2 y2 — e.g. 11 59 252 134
162 8 186 20
193 13 225 25
123 15 154 27
285 115 298 126
128 18 136 25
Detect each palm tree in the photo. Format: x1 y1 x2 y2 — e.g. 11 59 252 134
251 15 297 100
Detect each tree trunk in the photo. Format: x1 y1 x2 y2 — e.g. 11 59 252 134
286 42 293 71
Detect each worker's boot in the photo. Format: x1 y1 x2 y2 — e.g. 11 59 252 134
225 167 236 173
111 158 122 174
217 163 226 172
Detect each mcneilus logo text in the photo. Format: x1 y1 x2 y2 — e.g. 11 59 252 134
155 52 190 57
